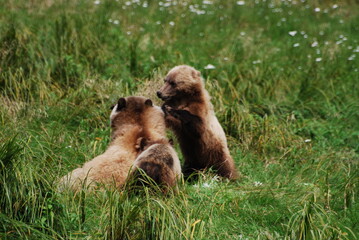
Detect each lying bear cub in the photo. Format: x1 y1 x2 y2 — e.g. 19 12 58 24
59 96 181 191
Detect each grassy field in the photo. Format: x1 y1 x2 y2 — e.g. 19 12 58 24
1 0 358 239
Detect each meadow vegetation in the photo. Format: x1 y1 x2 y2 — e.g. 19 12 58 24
0 0 358 239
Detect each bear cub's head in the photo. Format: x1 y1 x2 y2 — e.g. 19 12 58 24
157 65 203 103
110 96 165 140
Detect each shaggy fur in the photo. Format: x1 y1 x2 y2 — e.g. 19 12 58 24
59 96 167 190
157 65 238 179
130 138 181 191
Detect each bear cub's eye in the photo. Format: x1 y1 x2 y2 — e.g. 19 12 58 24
169 81 176 87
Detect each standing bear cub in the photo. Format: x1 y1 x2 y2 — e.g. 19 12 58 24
157 65 238 179
59 96 168 191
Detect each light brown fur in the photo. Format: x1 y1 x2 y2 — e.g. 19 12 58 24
130 139 181 191
157 65 238 179
59 96 167 191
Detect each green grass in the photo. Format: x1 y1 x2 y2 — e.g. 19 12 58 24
1 0 358 239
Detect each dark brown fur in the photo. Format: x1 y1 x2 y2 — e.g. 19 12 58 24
157 65 238 179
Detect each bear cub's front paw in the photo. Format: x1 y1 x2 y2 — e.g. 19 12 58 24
161 105 171 115
164 105 182 119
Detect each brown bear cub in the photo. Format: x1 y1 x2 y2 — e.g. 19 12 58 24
59 96 168 191
129 138 181 192
157 65 238 179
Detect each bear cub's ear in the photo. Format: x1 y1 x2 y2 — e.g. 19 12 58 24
191 69 201 78
117 97 126 111
145 99 153 107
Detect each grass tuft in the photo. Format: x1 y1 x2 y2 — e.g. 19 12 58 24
0 0 358 239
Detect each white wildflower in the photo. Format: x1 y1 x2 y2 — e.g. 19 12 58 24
94 0 100 4
304 139 311 143
332 4 338 9
203 0 213 4
315 57 322 62
252 60 261 64
113 20 119 25
169 21 175 26
204 64 216 69
254 181 263 187
289 31 297 36
237 1 245 6
311 41 318 47
348 55 355 61
314 7 320 12
293 43 300 47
